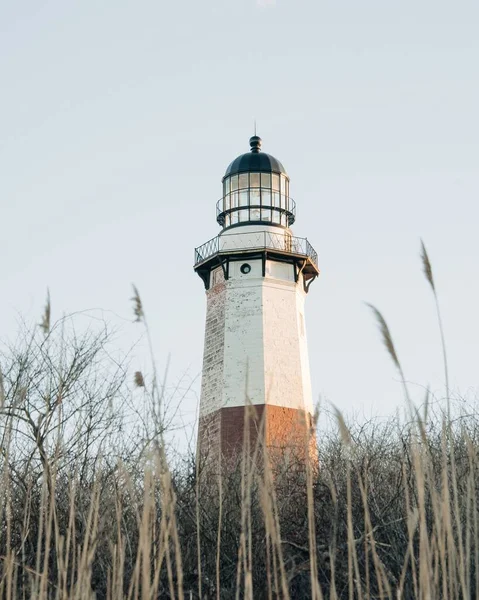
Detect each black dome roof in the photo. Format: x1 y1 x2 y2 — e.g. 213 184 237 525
223 136 288 180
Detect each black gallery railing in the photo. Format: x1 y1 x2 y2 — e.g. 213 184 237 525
194 230 318 269
216 196 296 228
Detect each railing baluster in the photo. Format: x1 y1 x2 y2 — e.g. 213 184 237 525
195 231 318 269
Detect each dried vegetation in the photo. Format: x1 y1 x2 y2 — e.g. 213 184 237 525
0 242 478 599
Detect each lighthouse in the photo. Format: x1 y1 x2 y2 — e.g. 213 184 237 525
194 136 319 464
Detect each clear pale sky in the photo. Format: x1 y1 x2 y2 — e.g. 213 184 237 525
1 0 478 436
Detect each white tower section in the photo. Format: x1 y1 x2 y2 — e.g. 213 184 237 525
195 136 319 460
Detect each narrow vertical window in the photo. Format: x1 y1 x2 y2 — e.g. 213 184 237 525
261 188 271 208
239 190 249 207
239 173 249 190
250 188 260 207
272 173 280 191
261 172 271 189
250 206 260 221
250 173 260 188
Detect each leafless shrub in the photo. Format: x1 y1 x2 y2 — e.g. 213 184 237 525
0 242 477 598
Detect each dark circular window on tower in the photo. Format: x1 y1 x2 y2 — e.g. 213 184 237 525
240 263 251 275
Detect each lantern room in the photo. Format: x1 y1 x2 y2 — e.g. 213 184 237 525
217 136 296 230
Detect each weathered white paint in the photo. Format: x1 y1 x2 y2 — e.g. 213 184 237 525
265 260 295 282
198 267 226 417
218 224 292 255
262 276 314 414
220 223 291 239
199 255 314 418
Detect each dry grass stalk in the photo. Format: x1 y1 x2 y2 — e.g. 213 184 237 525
367 303 413 412
131 285 144 323
1 246 477 598
305 408 322 600
2 401 479 598
0 368 5 409
134 371 145 388
420 240 450 410
39 289 51 336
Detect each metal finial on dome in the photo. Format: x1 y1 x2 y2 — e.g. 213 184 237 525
224 138 287 178
249 135 262 153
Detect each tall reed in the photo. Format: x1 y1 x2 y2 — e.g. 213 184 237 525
0 244 477 598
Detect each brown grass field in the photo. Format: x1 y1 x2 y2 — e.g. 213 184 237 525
1 243 478 599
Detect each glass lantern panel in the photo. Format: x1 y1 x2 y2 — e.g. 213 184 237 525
250 172 260 188
261 173 271 189
281 175 288 195
250 207 261 221
261 189 271 207
239 190 249 207
230 210 239 225
239 173 249 190
231 175 238 191
271 210 280 225
261 208 271 221
250 188 261 206
272 191 280 207
272 173 280 191
225 214 231 227
224 177 231 195
223 194 230 212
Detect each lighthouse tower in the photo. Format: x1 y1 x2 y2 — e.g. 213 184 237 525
194 136 319 464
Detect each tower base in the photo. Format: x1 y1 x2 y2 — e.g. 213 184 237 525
198 405 317 471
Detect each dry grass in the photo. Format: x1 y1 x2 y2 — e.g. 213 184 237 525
0 244 478 598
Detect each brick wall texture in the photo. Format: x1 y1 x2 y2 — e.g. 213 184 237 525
198 404 316 465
